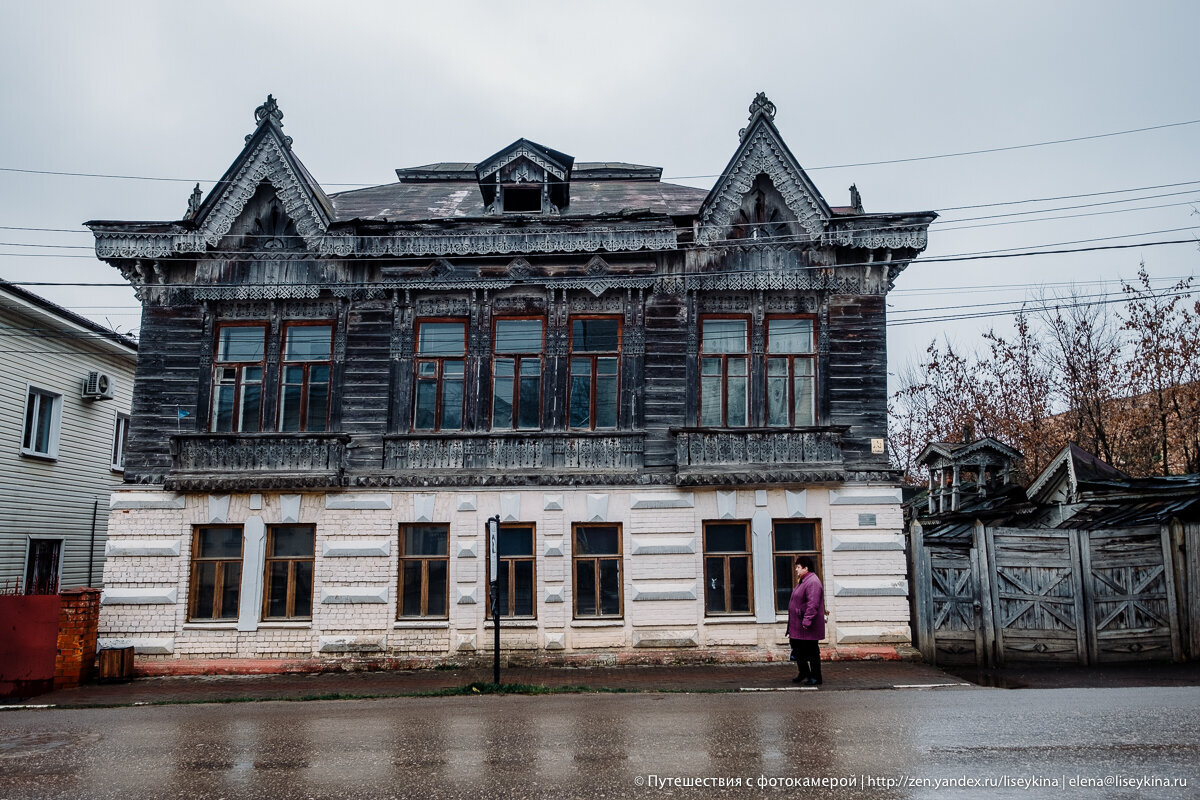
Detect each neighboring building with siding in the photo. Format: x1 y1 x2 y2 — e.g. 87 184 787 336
0 282 137 594
87 94 934 667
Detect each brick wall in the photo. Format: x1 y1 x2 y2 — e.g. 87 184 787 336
54 588 100 689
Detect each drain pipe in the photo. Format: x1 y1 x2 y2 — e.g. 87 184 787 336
87 499 99 587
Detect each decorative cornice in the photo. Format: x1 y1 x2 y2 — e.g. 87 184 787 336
477 146 566 181
824 224 929 251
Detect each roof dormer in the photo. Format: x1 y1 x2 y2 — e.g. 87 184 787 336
475 139 574 215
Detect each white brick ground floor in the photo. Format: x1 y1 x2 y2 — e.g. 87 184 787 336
98 485 913 665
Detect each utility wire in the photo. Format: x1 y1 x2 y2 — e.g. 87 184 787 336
4 118 1198 187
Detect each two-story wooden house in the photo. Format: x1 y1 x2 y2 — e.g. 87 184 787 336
88 94 934 668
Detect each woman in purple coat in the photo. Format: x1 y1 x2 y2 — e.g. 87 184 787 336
787 555 825 686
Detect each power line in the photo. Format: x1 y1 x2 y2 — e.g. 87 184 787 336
4 117 1198 187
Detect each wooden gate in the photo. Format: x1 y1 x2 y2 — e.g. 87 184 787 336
924 545 985 665
914 524 1184 666
1080 526 1181 663
988 528 1088 664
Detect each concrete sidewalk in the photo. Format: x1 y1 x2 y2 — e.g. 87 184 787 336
10 660 968 708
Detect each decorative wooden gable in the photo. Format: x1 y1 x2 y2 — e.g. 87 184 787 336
697 93 832 245
189 95 333 251
475 139 574 215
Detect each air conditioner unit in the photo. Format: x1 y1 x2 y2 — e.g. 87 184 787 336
82 371 115 400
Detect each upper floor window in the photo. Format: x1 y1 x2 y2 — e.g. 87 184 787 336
699 318 748 427
414 321 466 431
492 318 543 430
569 317 620 430
502 185 542 213
767 318 816 427
212 324 265 432
279 324 332 432
22 386 63 459
111 412 130 471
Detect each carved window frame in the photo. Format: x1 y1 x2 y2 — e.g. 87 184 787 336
702 520 754 616
699 316 750 428
412 318 467 432
187 525 244 622
765 315 818 428
278 321 334 433
491 317 545 431
210 322 267 433
486 522 537 619
572 523 623 619
568 315 622 430
262 524 315 621
771 519 821 614
397 524 450 619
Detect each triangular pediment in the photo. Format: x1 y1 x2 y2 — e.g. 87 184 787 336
697 93 831 245
191 96 333 250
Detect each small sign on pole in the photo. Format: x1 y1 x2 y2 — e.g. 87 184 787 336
486 514 501 686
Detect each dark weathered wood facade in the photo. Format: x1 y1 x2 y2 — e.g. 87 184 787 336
89 94 933 493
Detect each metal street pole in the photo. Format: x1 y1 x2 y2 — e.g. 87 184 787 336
487 514 501 686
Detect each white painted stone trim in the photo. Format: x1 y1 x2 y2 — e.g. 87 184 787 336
456 495 477 512
98 637 174 655
544 585 564 604
586 494 609 522
630 492 694 509
413 494 436 523
829 487 902 505
543 494 563 511
833 578 909 597
751 509 775 624
544 538 564 557
834 625 911 644
755 490 768 507
319 636 385 653
324 493 392 510
500 493 521 522
249 493 263 510
785 489 807 517
280 494 302 523
629 536 695 555
207 494 230 524
456 540 478 558
110 492 185 510
456 634 477 651
456 586 478 604
105 539 181 557
633 629 699 648
717 490 737 519
393 621 449 629
322 539 391 557
237 517 266 633
631 581 697 601
320 586 389 604
100 587 178 605
544 632 566 650
831 534 905 551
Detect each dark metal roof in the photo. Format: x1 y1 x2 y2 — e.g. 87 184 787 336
329 180 709 222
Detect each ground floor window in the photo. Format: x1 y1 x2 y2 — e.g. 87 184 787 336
24 538 62 595
772 520 820 612
703 521 752 615
489 523 536 618
573 523 622 618
398 524 449 618
189 526 243 621
263 525 315 620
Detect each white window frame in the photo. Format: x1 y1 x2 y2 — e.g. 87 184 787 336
21 384 63 460
112 412 130 472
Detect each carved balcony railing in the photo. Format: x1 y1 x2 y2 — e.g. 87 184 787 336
167 432 351 490
379 431 645 485
673 427 847 483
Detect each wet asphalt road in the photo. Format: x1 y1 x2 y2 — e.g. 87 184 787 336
1 687 1197 799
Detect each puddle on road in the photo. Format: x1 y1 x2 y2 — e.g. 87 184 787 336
0 731 103 758
951 672 1029 689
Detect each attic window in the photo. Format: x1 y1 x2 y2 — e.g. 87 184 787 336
503 185 542 213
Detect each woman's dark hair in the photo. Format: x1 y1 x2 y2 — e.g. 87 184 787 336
795 555 817 573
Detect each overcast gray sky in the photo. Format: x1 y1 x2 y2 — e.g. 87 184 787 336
2 0 1197 384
